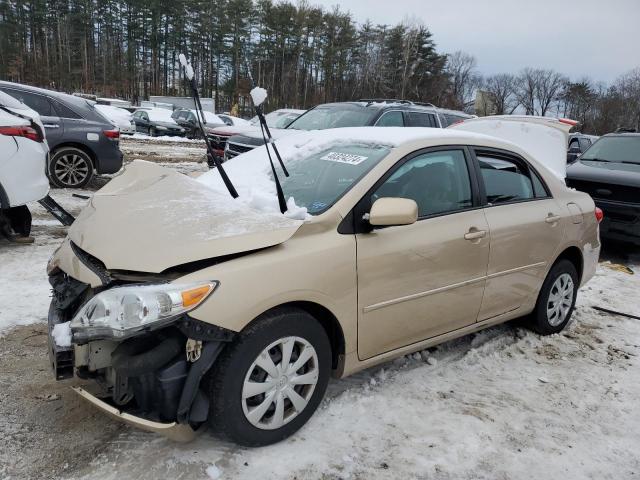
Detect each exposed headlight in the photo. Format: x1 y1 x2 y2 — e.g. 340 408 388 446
70 282 217 342
156 125 167 130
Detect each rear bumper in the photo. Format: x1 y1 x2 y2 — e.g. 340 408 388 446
73 386 197 442
595 199 640 245
96 145 124 174
2 139 49 206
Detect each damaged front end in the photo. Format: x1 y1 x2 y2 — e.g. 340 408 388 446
47 248 236 441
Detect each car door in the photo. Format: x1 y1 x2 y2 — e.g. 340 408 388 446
473 148 566 321
355 147 489 360
1 88 63 145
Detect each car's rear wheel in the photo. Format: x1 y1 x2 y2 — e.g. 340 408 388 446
207 308 331 446
527 259 579 335
49 147 94 189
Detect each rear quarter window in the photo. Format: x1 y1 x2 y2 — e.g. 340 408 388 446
406 112 438 128
54 101 82 119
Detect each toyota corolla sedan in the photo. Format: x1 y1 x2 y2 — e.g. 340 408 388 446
46 119 601 446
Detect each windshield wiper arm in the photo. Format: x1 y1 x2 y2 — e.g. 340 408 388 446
179 54 238 199
244 53 288 214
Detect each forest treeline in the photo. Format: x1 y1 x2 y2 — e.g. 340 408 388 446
1 0 639 134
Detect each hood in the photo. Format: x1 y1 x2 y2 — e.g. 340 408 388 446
68 161 303 273
567 159 640 187
450 116 576 180
230 128 300 146
210 124 258 136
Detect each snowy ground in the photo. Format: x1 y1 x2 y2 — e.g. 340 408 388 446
0 146 639 479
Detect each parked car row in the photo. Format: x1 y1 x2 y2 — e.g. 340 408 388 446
1 79 637 249
0 80 123 188
222 100 474 162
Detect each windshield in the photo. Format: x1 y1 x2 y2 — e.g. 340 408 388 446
581 136 640 164
147 109 175 122
281 143 391 214
287 105 378 131
251 111 301 129
198 111 224 124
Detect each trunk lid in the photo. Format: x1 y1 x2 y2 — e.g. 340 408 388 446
449 115 576 180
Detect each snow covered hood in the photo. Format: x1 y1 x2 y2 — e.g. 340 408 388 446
450 116 576 180
68 161 303 273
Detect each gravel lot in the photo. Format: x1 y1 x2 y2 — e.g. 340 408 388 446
0 137 638 480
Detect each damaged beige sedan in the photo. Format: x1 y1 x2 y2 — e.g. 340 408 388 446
47 118 601 446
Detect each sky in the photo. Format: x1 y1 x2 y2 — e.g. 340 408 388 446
311 0 639 84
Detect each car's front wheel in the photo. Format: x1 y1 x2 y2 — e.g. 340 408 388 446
207 308 331 446
49 147 94 189
527 259 579 335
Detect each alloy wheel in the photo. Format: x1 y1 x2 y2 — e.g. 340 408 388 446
53 153 90 187
546 273 574 327
241 336 319 430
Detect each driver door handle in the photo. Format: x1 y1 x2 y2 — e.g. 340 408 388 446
464 228 487 241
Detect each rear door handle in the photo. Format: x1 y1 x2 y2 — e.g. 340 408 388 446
43 124 59 128
464 229 487 240
545 214 561 224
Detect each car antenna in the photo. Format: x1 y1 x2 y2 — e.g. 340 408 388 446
244 54 288 214
179 54 238 199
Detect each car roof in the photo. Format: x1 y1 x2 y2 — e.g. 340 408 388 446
313 101 438 112
0 80 93 111
603 132 640 137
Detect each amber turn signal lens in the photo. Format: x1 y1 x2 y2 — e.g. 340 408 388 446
181 285 213 307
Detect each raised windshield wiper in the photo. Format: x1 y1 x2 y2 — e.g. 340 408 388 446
179 54 238 198
244 54 289 214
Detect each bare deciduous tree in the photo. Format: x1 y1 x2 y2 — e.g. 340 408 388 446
444 50 481 110
483 73 518 115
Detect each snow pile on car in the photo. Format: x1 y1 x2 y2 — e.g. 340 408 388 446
196 127 436 218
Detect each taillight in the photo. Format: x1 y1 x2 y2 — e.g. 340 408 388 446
0 125 43 142
595 207 604 223
103 129 120 139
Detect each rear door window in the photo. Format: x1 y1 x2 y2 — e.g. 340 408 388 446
54 101 82 119
406 112 438 128
476 153 536 204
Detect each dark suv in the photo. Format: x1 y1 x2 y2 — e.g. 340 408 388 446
566 132 640 245
225 100 472 160
0 81 123 188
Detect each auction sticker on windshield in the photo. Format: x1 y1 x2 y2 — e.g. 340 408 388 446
320 151 369 165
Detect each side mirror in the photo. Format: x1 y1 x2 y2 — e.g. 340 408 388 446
368 197 418 227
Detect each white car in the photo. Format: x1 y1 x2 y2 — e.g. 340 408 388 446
0 91 49 239
95 104 136 135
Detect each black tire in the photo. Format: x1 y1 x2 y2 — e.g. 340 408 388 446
207 307 331 446
5 205 32 236
49 147 94 189
527 259 579 335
